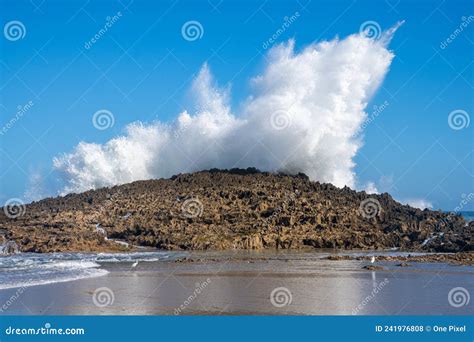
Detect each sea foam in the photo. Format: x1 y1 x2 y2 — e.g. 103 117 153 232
53 23 403 195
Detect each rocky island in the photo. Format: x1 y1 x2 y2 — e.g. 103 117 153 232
0 168 472 255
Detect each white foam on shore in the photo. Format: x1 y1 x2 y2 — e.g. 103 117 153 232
0 258 108 290
0 251 187 291
0 268 109 290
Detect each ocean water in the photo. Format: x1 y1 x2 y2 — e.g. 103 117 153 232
0 250 429 291
0 213 472 315
0 212 471 292
0 250 472 315
0 211 472 293
459 211 474 221
0 251 187 290
0 249 455 290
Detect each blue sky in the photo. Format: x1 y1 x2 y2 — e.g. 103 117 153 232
0 0 473 210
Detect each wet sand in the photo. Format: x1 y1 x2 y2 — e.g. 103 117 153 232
0 251 472 315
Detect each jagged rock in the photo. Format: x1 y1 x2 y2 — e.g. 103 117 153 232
396 262 411 267
0 240 19 254
0 168 471 253
362 265 385 270
325 252 474 266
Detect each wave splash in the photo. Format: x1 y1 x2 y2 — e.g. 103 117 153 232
0 251 185 290
54 23 402 195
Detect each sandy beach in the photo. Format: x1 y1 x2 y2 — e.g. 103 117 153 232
0 251 472 315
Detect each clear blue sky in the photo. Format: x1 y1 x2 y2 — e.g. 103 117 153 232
0 0 473 210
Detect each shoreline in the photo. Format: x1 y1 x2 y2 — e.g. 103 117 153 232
2 249 473 265
173 251 474 266
1 250 472 316
324 251 474 266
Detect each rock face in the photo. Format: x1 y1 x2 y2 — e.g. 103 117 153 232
0 240 19 255
0 168 472 253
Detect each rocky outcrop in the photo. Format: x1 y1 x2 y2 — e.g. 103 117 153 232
325 251 474 266
0 240 19 255
0 168 472 253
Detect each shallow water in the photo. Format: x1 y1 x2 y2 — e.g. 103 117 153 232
459 210 474 222
0 250 472 315
0 251 187 290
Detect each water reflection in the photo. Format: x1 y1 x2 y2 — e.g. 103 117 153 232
0 251 472 315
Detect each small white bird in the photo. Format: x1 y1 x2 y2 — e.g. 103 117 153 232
370 256 376 264
131 261 139 268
